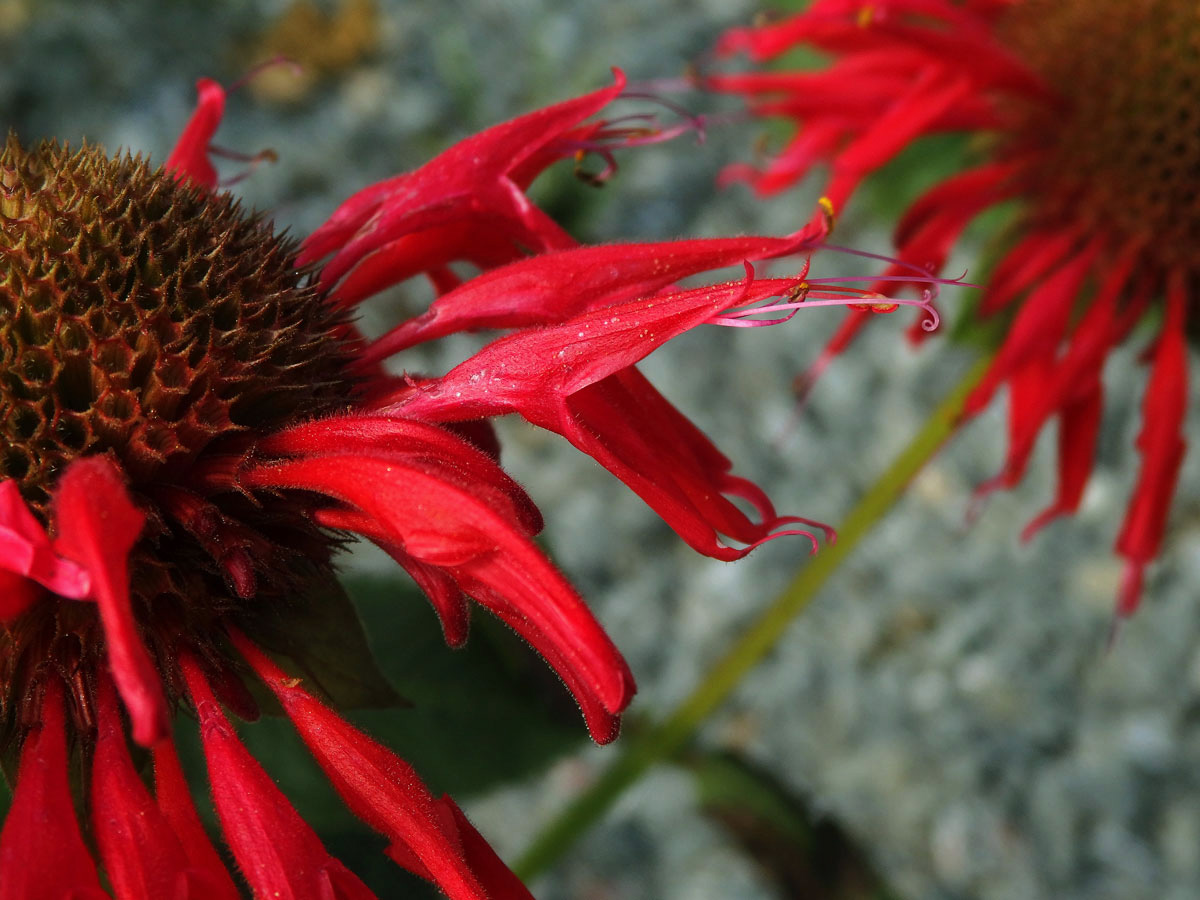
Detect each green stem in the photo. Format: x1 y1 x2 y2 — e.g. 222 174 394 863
514 354 991 880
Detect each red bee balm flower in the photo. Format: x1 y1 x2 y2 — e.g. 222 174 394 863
711 0 1198 615
0 71 897 897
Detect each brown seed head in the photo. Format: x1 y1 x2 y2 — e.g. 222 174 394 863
1000 0 1200 267
0 136 358 741
0 135 352 515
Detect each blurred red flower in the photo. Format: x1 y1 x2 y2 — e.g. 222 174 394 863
711 0 1197 615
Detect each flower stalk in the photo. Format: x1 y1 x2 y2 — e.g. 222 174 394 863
514 352 993 880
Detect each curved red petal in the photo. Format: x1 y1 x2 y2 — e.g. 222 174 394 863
165 77 225 190
233 632 495 900
964 243 1100 419
359 230 819 363
382 275 806 421
1114 276 1189 616
0 679 107 900
152 739 243 900
0 479 90 601
52 457 168 747
244 455 635 740
300 71 626 293
315 506 471 648
91 677 201 900
258 414 542 536
379 277 818 560
436 797 535 900
180 654 379 900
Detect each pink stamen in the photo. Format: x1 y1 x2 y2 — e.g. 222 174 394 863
736 526 821 557
206 58 299 187
819 241 943 278
804 272 977 289
216 147 280 188
209 145 279 164
621 76 700 95
556 92 711 184
711 293 940 329
777 514 838 545
702 244 968 330
618 92 709 145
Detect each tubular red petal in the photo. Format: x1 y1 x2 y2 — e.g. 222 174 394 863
973 246 1134 522
232 632 495 900
958 245 1146 559
91 677 203 900
1114 276 1189 616
973 356 1054 505
714 0 893 61
709 53 933 118
359 231 820 363
0 679 107 900
377 275 822 562
559 369 816 559
731 119 846 197
981 228 1082 316
734 2 1037 95
325 178 577 292
153 739 243 899
326 220 527 308
898 160 1014 241
891 161 1020 260
436 797 535 900
52 457 168 747
964 243 1100 419
257 414 542 536
1016 250 1137 537
300 71 627 293
1021 386 1103 541
0 479 90 600
881 26 1047 98
828 70 973 208
383 275 807 421
447 565 625 743
243 455 635 740
316 506 472 647
165 77 225 190
180 654 380 900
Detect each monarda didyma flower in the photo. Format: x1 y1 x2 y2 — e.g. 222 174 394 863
0 71 935 898
710 0 1197 615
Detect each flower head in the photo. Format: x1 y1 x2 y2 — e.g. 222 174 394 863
711 0 1198 615
0 70 904 896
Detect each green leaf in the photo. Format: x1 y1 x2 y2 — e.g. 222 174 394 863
687 748 902 900
236 573 406 712
339 572 588 797
862 132 973 223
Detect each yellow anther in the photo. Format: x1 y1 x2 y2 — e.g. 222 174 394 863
818 195 837 234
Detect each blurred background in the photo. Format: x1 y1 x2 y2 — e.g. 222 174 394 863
3 1 1200 898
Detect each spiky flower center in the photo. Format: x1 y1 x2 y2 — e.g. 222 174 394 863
0 137 351 512
1000 0 1200 265
0 137 357 736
